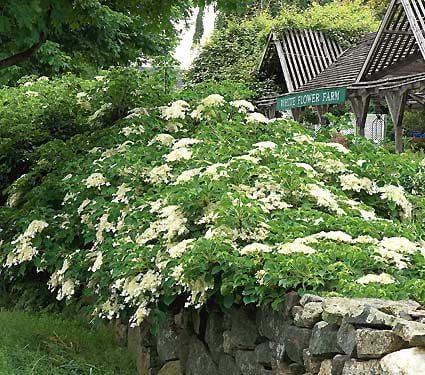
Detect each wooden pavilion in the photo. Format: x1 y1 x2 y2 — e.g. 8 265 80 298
261 0 425 152
257 29 344 116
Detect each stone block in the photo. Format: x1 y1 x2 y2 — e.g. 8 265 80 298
284 326 312 364
282 292 301 318
300 294 324 306
185 336 218 375
337 319 356 356
309 321 341 356
332 354 349 375
158 360 183 375
218 354 241 375
205 311 224 363
288 363 305 375
223 306 258 353
235 350 262 375
294 302 323 328
318 359 332 375
156 322 179 364
255 342 272 366
344 305 396 328
380 347 425 375
303 349 326 374
393 320 425 346
356 329 407 359
341 359 383 375
257 305 291 343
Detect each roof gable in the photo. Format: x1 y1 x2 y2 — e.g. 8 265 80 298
259 30 344 93
357 0 425 82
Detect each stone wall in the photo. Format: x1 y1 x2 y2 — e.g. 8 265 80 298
112 293 425 375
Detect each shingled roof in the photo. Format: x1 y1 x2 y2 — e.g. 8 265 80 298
293 33 376 93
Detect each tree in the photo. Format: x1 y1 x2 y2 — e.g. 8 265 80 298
0 0 249 83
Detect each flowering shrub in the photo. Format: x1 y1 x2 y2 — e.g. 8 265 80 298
0 90 425 325
0 67 171 204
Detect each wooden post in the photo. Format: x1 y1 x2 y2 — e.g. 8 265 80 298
316 105 329 125
349 95 370 137
385 90 408 153
291 108 302 122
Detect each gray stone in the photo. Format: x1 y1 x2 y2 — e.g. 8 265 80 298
318 359 332 375
288 363 305 375
380 347 425 375
257 305 290 343
332 355 350 375
303 349 326 374
158 360 183 375
205 311 224 363
284 326 312 364
322 297 419 325
255 342 272 366
224 307 258 353
218 354 241 375
341 359 383 375
292 306 303 320
344 305 396 328
294 302 323 328
309 321 341 356
300 294 324 306
235 350 262 375
282 292 301 318
135 347 159 375
185 336 218 375
156 322 179 364
356 329 407 359
393 320 425 346
337 320 357 356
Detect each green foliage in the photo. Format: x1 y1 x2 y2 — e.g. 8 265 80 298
0 82 424 325
186 1 379 95
0 67 172 204
0 310 136 375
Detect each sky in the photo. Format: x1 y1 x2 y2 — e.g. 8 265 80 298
173 6 217 70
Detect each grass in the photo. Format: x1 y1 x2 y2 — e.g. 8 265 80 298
0 309 136 375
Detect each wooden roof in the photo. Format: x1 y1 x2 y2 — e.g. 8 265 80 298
293 33 376 93
358 0 425 81
258 30 344 93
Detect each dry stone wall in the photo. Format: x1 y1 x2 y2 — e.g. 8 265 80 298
111 293 425 375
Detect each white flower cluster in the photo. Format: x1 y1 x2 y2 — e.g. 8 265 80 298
315 159 347 174
356 273 395 285
240 242 273 255
145 164 173 184
239 181 291 213
136 205 187 245
161 100 189 120
251 141 277 152
85 173 110 189
378 185 412 219
321 142 350 154
278 241 316 255
175 168 203 184
339 174 374 193
375 237 422 269
164 147 192 162
6 220 48 266
293 133 314 143
112 184 131 204
306 184 345 215
168 239 195 258
149 133 175 147
230 100 255 112
246 112 269 124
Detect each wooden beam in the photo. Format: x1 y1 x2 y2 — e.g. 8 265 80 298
273 32 295 93
385 90 408 153
291 108 302 122
316 105 329 125
349 95 371 137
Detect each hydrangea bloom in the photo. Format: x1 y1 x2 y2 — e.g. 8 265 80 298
85 173 110 189
161 100 189 120
164 147 193 162
246 112 269 124
356 273 395 285
230 100 255 112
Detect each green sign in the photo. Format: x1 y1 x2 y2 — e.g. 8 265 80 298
276 88 347 111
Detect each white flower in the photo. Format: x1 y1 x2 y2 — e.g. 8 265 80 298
37 76 49 82
201 94 225 107
145 164 173 184
306 184 344 215
240 243 273 255
26 91 39 97
278 242 316 255
76 92 88 99
131 302 150 326
294 163 317 175
89 252 103 272
23 81 33 87
202 163 229 179
78 198 92 215
175 168 202 184
140 270 161 293
246 112 269 124
95 75 105 81
149 134 175 146
233 155 261 164
6 192 21 207
356 160 367 167
112 184 131 204
164 147 192 162
230 100 255 112
120 125 145 136
85 173 110 189
168 239 195 258
339 174 374 193
173 138 202 149
322 142 350 154
356 273 395 285
161 100 189 120
316 160 347 174
293 133 313 143
252 141 277 150
315 231 353 243
375 237 420 269
378 185 412 219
